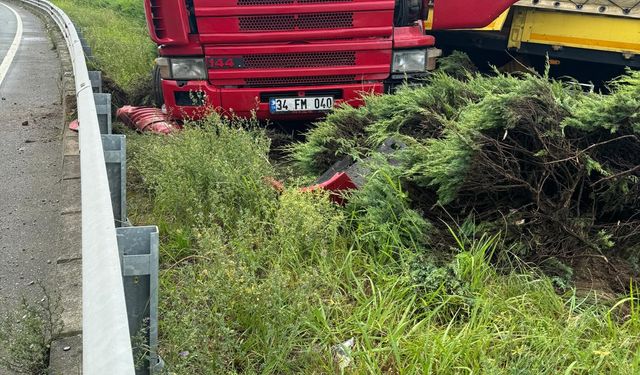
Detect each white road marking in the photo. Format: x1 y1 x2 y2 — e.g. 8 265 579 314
0 2 23 88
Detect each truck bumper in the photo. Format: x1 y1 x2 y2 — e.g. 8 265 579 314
161 80 384 121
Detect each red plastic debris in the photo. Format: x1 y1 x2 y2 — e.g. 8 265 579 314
116 106 182 135
302 172 358 204
266 173 358 204
69 119 79 132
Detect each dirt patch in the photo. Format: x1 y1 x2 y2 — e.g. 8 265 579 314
101 74 130 108
127 75 155 107
569 254 636 299
100 72 154 110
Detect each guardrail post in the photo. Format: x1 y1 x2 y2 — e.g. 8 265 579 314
115 226 161 375
102 134 128 227
88 71 102 93
95 93 112 134
76 27 93 60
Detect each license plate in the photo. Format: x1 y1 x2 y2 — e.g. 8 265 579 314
269 96 334 113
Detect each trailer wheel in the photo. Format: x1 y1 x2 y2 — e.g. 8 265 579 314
153 63 164 107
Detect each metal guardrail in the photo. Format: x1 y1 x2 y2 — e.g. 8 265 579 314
16 1 136 373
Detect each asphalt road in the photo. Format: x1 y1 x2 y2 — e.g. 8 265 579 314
0 1 63 318
0 3 18 66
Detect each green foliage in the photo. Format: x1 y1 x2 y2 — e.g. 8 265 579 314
346 159 431 259
132 115 276 259
125 57 640 373
130 115 343 372
51 0 156 94
436 50 478 79
0 288 63 375
158 189 346 373
289 72 484 175
69 0 146 20
128 114 640 374
289 104 372 176
411 229 498 322
400 134 472 205
294 65 640 261
134 116 273 228
364 73 478 146
271 189 344 264
401 74 567 204
563 70 640 134
160 240 327 373
293 70 566 205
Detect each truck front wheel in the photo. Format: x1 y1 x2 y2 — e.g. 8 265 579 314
153 64 165 107
394 0 425 26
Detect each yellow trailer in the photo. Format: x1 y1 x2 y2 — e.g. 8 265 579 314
428 0 640 69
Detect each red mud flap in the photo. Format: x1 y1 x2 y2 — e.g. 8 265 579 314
116 106 182 135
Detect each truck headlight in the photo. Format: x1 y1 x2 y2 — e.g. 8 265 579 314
392 50 427 73
171 58 207 80
156 58 207 80
156 58 171 79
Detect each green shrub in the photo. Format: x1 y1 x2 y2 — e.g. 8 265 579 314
400 75 568 204
289 72 483 175
436 50 478 79
563 70 640 134
271 189 344 265
134 116 275 230
293 67 640 260
289 104 372 176
346 159 430 259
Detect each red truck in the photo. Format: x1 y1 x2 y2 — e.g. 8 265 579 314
144 0 516 120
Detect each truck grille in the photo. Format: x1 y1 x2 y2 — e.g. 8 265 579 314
238 0 352 4
239 12 354 31
245 75 357 87
244 51 356 68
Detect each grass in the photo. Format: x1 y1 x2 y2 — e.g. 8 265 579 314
51 0 156 95
128 115 640 374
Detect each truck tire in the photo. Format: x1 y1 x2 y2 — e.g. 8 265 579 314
394 0 425 26
152 64 164 107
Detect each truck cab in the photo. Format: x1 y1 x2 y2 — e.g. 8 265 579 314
144 0 516 120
